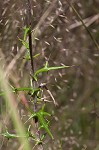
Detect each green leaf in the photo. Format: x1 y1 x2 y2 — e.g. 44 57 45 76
33 61 71 81
1 130 21 139
1 129 35 139
37 110 54 139
18 27 30 51
0 87 40 97
41 133 46 140
19 38 29 50
24 53 40 60
27 125 36 139
25 105 54 139
25 113 37 124
23 27 30 41
13 87 40 94
24 53 30 60
33 53 40 58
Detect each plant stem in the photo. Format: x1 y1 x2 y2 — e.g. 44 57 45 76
27 1 44 149
27 0 34 75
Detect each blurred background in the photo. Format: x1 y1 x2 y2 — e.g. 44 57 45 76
0 0 99 149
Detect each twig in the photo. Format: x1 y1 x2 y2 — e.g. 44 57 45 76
66 0 99 50
69 14 99 30
27 1 44 149
27 0 34 75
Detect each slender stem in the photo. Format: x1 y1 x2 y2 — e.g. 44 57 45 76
29 31 35 74
66 0 99 50
26 1 44 149
27 0 34 75
27 0 37 111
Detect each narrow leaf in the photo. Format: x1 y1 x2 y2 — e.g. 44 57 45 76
1 131 26 139
23 27 30 41
0 88 40 97
37 112 54 139
24 53 40 60
33 61 71 81
19 38 29 50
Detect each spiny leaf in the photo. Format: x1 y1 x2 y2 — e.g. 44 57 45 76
18 27 30 51
25 105 53 139
24 53 40 60
37 111 54 139
23 27 30 41
33 61 71 81
1 130 35 139
1 131 22 139
24 113 36 124
13 87 40 93
0 87 40 97
19 38 29 50
40 104 51 116
41 133 46 140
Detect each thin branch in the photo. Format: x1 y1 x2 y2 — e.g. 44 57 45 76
69 14 99 30
66 0 99 50
27 1 44 149
27 0 34 75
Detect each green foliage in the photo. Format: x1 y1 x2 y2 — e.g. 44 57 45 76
0 87 40 96
19 27 40 61
1 125 36 140
24 53 40 60
1 130 21 139
19 38 29 50
0 21 70 149
26 105 54 139
23 27 30 41
33 61 70 81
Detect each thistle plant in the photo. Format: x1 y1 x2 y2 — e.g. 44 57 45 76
1 26 70 149
0 0 71 149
